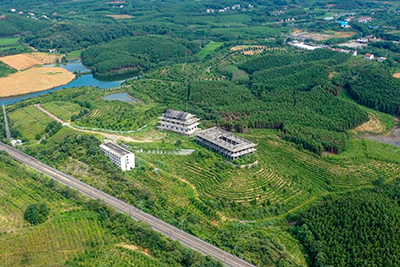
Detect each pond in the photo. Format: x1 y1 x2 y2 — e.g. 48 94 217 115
104 92 136 103
0 62 125 105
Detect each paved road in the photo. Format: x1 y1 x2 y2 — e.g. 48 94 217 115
0 142 256 267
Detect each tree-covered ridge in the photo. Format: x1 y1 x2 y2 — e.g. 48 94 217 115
81 36 200 76
345 65 400 115
188 80 367 154
293 180 400 267
0 14 49 37
239 49 347 74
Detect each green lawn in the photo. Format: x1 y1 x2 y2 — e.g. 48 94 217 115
9 106 54 140
197 42 224 58
0 37 20 46
41 101 84 122
66 50 82 60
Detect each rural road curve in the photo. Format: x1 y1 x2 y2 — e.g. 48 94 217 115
0 142 256 267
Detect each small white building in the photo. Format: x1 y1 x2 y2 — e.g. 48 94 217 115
158 109 200 136
100 141 135 171
364 53 374 60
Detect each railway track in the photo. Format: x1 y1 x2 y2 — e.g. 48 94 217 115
0 141 256 267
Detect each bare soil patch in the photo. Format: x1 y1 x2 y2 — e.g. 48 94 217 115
230 45 267 51
352 114 385 134
0 52 62 71
106 14 133 19
393 72 400 78
116 243 150 256
0 67 75 97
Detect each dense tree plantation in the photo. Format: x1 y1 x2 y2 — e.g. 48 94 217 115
293 180 400 267
344 65 400 115
81 36 200 76
0 14 49 37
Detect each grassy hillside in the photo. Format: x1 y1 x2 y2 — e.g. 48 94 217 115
0 61 16 77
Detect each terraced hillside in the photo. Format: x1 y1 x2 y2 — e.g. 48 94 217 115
135 129 400 221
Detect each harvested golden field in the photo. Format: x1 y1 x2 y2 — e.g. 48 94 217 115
106 14 134 19
0 67 75 97
0 53 62 71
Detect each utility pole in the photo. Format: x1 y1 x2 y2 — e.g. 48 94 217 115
2 104 11 139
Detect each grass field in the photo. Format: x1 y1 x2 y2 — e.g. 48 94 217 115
41 101 84 122
197 42 224 58
65 50 82 61
0 37 20 46
9 105 55 140
0 61 16 78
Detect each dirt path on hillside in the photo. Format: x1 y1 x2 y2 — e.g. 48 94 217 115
68 125 153 143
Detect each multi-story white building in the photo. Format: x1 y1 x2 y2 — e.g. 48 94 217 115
196 127 257 160
100 141 135 171
158 109 200 135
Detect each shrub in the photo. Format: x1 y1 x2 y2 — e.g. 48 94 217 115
24 203 50 225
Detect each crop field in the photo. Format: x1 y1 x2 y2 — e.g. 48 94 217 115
197 42 224 58
0 158 111 267
0 67 75 97
133 129 400 220
41 101 84 122
0 53 62 71
9 105 54 140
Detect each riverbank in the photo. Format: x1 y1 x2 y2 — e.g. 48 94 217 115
0 67 75 97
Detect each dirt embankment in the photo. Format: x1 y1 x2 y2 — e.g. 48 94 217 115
0 53 74 97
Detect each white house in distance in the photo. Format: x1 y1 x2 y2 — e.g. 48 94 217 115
158 109 200 135
364 53 374 60
100 140 135 171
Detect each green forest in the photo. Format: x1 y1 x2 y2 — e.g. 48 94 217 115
293 180 400 267
81 35 200 76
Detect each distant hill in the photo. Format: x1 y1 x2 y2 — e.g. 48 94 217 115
81 35 200 77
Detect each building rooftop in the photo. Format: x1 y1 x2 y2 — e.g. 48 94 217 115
164 109 194 121
196 127 256 152
100 141 132 157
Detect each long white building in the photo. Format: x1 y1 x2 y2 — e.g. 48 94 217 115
158 109 200 135
100 141 135 171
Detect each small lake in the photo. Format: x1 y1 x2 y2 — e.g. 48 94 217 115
0 62 125 106
104 92 136 103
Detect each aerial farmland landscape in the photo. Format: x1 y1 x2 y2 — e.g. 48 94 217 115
1 0 400 266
